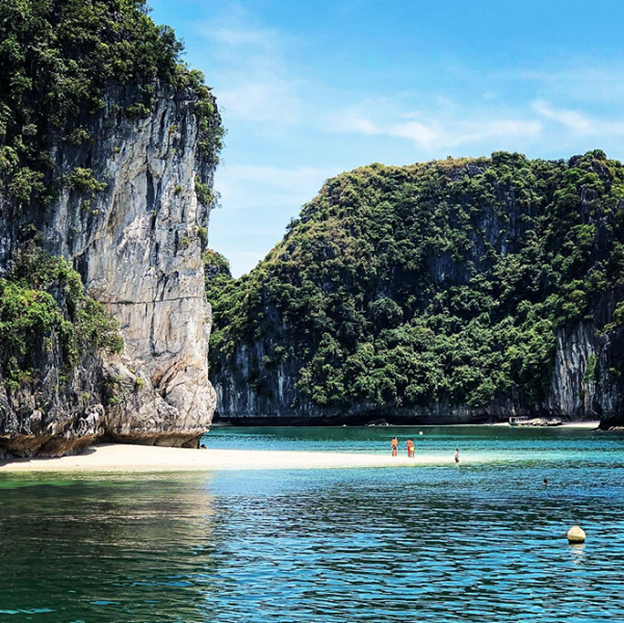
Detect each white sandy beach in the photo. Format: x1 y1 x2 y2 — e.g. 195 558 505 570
0 443 459 473
0 421 601 473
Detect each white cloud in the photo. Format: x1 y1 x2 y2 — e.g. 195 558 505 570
521 66 624 104
531 99 624 138
435 95 456 110
198 17 302 124
476 119 543 141
218 79 301 124
327 104 543 151
326 109 380 135
392 119 542 149
209 28 272 48
532 100 594 134
399 111 423 119
388 120 440 149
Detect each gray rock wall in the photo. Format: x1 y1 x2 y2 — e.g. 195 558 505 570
0 83 220 456
214 313 624 426
547 320 624 422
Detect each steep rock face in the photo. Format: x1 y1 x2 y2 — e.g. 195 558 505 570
0 83 219 456
53 83 216 444
208 153 624 426
544 288 624 426
0 348 108 457
548 323 600 418
213 320 624 426
547 317 624 423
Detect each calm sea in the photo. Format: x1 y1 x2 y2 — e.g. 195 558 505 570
1 425 624 622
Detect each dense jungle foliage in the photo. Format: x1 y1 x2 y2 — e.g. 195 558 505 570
0 244 123 393
0 0 221 206
207 151 624 410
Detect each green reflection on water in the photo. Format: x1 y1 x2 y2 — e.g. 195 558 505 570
0 473 217 622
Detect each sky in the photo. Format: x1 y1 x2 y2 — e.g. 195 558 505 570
150 0 624 277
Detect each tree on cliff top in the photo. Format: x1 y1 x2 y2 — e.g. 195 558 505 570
0 0 220 207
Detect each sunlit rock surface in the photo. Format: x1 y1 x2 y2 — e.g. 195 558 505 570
0 84 219 457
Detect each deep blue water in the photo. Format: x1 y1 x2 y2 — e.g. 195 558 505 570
1 425 624 622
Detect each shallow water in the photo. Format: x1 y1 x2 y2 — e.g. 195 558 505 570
1 426 624 622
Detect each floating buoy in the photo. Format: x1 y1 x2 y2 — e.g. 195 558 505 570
567 525 586 543
419 431 423 435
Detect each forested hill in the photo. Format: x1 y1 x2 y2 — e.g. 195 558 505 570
207 151 624 426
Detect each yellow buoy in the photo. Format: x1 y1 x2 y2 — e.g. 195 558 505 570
567 525 586 543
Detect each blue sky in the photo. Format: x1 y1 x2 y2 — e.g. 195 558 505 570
150 0 624 277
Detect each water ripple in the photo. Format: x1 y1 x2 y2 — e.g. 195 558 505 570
0 427 623 621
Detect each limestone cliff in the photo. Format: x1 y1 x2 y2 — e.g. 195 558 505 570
0 0 223 456
65 83 218 445
0 81 221 457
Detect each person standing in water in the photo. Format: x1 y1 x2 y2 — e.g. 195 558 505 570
391 437 399 457
406 439 415 458
454 448 460 464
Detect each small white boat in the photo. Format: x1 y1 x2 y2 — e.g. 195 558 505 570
508 416 563 427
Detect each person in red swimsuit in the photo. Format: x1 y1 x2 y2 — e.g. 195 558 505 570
406 439 415 458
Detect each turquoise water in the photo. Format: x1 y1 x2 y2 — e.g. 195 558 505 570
1 426 624 622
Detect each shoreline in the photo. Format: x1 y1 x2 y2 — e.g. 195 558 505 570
214 421 601 430
0 444 460 473
0 421 602 474
489 420 600 429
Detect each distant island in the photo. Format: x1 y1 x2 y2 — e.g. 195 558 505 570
207 151 624 428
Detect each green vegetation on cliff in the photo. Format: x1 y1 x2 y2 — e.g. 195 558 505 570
0 244 123 393
207 151 624 412
204 249 233 291
0 0 222 205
